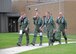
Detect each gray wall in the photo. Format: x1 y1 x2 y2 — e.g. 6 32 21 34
0 0 12 32
0 0 12 12
0 14 8 32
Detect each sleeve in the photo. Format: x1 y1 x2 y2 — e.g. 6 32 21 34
40 18 43 27
40 18 45 28
37 17 42 27
50 16 53 24
33 18 35 25
18 18 21 31
62 17 67 29
26 18 29 28
56 18 58 24
43 19 45 26
64 19 67 29
18 18 21 26
52 19 56 29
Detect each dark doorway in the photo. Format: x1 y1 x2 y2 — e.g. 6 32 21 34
8 17 19 32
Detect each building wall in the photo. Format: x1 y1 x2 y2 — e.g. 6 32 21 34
0 14 8 32
64 1 76 34
25 1 76 34
25 2 60 33
12 1 61 33
0 0 12 12
0 0 75 34
12 0 27 12
64 0 76 1
0 0 12 32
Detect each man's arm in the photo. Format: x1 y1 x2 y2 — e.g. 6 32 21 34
33 16 37 25
25 18 29 31
18 18 22 31
64 19 67 29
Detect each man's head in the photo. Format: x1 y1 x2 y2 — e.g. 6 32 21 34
23 13 26 18
35 12 39 17
20 12 27 20
33 12 39 20
45 11 52 18
59 12 63 18
20 12 24 16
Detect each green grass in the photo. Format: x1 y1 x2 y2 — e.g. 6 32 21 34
0 33 76 49
67 34 76 40
0 33 48 48
19 43 76 54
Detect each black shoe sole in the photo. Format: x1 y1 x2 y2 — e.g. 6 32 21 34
17 43 21 46
31 43 35 46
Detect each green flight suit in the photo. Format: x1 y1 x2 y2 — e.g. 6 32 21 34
31 16 43 46
17 17 29 46
56 16 67 44
43 16 55 45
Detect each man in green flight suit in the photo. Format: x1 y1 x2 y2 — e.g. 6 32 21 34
56 12 67 44
31 12 43 46
17 13 29 46
42 11 56 46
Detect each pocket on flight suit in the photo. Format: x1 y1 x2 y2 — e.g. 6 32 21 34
54 30 61 41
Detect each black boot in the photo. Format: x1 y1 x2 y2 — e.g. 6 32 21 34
17 43 21 46
59 40 61 44
26 39 29 46
31 43 35 46
65 40 67 44
48 39 51 46
51 41 53 46
39 36 42 46
65 37 67 44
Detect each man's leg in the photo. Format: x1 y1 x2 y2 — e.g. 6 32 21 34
17 32 23 46
25 32 29 46
48 30 53 46
31 31 37 46
52 32 55 43
47 31 49 39
47 31 50 46
48 33 51 46
49 30 54 46
25 28 29 46
58 30 61 44
39 32 43 46
62 30 67 44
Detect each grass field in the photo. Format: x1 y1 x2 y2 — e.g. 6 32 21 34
19 43 76 54
0 33 48 48
0 33 76 49
19 34 76 54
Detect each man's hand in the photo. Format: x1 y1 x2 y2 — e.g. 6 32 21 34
19 30 22 35
25 28 27 31
39 27 42 32
33 16 37 20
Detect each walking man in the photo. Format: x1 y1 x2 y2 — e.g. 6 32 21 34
17 12 29 46
56 12 67 44
42 11 56 46
31 12 43 46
